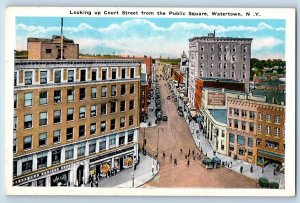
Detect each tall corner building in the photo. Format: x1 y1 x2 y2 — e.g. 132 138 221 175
13 37 142 187
188 32 252 107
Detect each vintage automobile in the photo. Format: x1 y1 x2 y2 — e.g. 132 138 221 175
156 111 162 121
178 111 184 117
167 96 171 99
162 115 168 121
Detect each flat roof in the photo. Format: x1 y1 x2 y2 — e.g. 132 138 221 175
199 77 243 83
189 36 253 42
203 87 246 95
208 109 227 124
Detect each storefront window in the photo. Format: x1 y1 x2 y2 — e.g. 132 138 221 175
37 178 46 187
52 149 61 165
237 135 245 145
37 152 47 169
22 156 33 173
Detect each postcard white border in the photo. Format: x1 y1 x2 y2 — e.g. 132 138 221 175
5 7 295 196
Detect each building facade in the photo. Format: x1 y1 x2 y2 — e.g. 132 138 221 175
226 97 285 165
27 36 79 60
13 59 141 186
188 32 252 107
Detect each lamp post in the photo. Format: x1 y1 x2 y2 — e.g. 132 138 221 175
132 157 136 188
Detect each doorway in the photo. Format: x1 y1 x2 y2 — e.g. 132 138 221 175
119 157 124 170
77 165 84 186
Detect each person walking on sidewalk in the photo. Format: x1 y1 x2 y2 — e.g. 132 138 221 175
187 159 190 167
170 154 172 162
174 158 177 166
163 152 165 159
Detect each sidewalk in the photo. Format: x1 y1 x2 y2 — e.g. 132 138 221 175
188 119 285 189
86 152 159 188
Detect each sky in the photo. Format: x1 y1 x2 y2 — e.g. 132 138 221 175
16 17 286 60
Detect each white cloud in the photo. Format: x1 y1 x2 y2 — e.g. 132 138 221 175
252 37 284 51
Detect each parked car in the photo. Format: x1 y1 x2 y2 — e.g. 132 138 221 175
177 106 183 111
156 111 162 121
167 96 171 100
157 105 161 111
162 115 168 121
178 111 184 117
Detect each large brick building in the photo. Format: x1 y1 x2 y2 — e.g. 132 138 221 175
13 58 142 186
227 96 285 166
188 32 252 107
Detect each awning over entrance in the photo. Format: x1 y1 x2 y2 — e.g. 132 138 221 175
258 149 284 161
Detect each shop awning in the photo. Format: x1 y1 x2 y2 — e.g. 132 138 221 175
258 149 284 160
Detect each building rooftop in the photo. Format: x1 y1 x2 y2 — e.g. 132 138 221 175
199 77 243 83
189 34 252 42
27 35 75 43
203 87 246 95
252 89 285 105
208 109 227 124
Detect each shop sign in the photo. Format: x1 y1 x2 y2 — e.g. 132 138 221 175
208 92 225 106
90 146 134 163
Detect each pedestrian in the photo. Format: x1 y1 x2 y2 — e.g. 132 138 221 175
187 159 190 167
152 164 154 175
185 154 187 159
180 148 183 153
174 158 177 166
188 149 190 155
262 166 264 173
192 150 194 155
273 168 276 176
250 165 253 173
163 152 165 159
240 166 243 174
170 154 172 161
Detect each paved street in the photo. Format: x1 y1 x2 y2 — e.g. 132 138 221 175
139 75 258 188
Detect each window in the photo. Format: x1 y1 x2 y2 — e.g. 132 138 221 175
121 68 126 79
89 141 96 154
39 112 47 126
224 54 227 60
258 112 263 120
65 146 74 160
54 90 61 103
24 93 32 107
121 84 126 95
237 135 245 145
111 102 116 113
99 138 106 151
248 150 253 156
275 115 280 124
129 100 134 110
234 119 239 129
266 114 271 122
229 108 232 115
101 103 107 115
130 68 135 78
46 49 52 53
90 105 97 117
77 143 85 157
79 125 85 137
52 149 61 165
53 130 61 143
242 121 246 130
243 46 247 52
91 87 97 99
129 115 134 126
241 110 247 117
248 138 253 147
79 88 85 100
110 119 116 130
120 117 125 128
13 116 17 131
54 70 61 83
80 69 86 81
266 126 271 135
37 152 47 169
102 69 107 80
66 127 73 140
200 71 203 77
128 131 134 142
101 121 106 132
111 85 117 96
233 46 236 52
275 127 280 137
234 108 239 116
250 111 255 119
92 69 97 81
39 132 47 146
210 71 213 77
266 140 279 149
119 134 125 145
224 63 227 69
22 157 33 173
67 89 74 102
210 55 214 60
232 72 235 78
243 55 246 61
53 110 61 123
229 134 235 143
23 135 32 150
79 107 86 119
258 124 262 133
228 119 232 127
200 63 204 69
109 135 116 148
238 149 244 155
232 55 236 61
25 71 33 85
257 138 262 146
242 72 246 79
90 123 96 135
112 68 117 79
14 72 17 86
249 122 254 132
130 84 135 94
101 86 107 97
68 70 74 82
40 71 47 84
67 108 74 121
120 101 126 112
39 92 47 105
243 64 246 70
